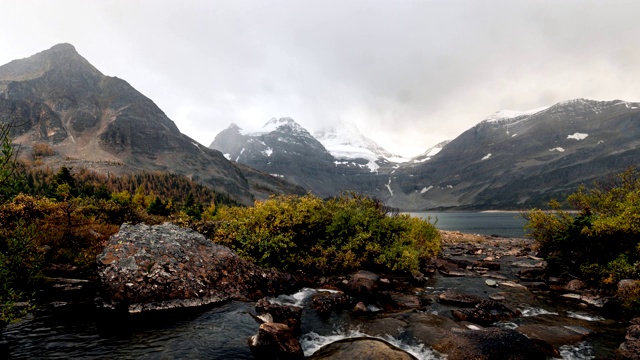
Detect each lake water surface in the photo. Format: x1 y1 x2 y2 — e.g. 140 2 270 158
409 211 528 238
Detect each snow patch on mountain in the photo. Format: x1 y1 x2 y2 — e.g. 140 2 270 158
549 147 565 152
412 140 450 163
366 160 379 173
385 178 394 196
420 186 433 194
568 133 589 140
483 106 549 123
482 153 492 160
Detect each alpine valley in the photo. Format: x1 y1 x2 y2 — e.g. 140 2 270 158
2 44 639 210
211 100 640 210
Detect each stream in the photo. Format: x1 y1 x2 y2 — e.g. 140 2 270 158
3 268 625 359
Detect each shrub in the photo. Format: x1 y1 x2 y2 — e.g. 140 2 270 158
205 193 440 274
32 143 55 158
524 167 640 289
0 221 45 324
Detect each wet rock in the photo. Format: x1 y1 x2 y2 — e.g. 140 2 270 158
385 292 421 309
248 322 304 360
438 290 483 307
435 258 474 277
255 298 302 332
357 317 408 338
561 293 605 307
345 270 380 299
516 324 590 346
404 312 465 347
433 328 546 360
521 281 549 291
307 337 417 360
565 279 587 291
311 291 353 317
410 271 426 284
451 299 520 326
617 340 640 360
617 318 640 360
627 324 640 340
352 301 368 314
96 223 298 313
512 261 546 268
475 260 501 271
498 281 527 289
517 268 546 281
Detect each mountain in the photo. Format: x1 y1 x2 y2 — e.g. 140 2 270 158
210 117 360 196
387 99 640 210
0 43 301 204
314 122 407 163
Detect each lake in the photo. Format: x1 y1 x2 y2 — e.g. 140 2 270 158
408 211 528 238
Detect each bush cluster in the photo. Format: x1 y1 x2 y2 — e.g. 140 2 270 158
203 193 440 274
524 168 640 313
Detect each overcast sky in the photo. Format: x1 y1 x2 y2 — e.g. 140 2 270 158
2 0 639 157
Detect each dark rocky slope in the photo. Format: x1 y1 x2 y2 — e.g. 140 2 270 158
387 99 640 210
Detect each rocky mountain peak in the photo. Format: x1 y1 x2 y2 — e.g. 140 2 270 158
256 117 311 137
0 43 101 90
0 43 263 205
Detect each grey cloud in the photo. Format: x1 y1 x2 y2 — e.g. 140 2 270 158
2 0 640 156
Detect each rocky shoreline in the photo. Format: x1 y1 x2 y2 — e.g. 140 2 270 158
247 230 639 359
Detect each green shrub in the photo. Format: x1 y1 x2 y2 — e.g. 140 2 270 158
524 167 640 289
0 221 44 324
205 193 440 274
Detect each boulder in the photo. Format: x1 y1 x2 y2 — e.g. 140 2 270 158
249 322 304 360
312 291 354 317
386 292 422 309
345 270 380 299
403 312 465 347
565 279 587 291
433 328 546 360
307 337 417 360
516 324 590 346
96 223 298 313
617 340 640 360
255 298 302 332
617 318 640 360
451 299 520 326
435 258 474 277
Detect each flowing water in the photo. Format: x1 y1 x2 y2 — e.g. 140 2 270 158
2 283 625 359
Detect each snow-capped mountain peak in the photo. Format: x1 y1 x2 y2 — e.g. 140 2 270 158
315 121 407 162
241 117 310 137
